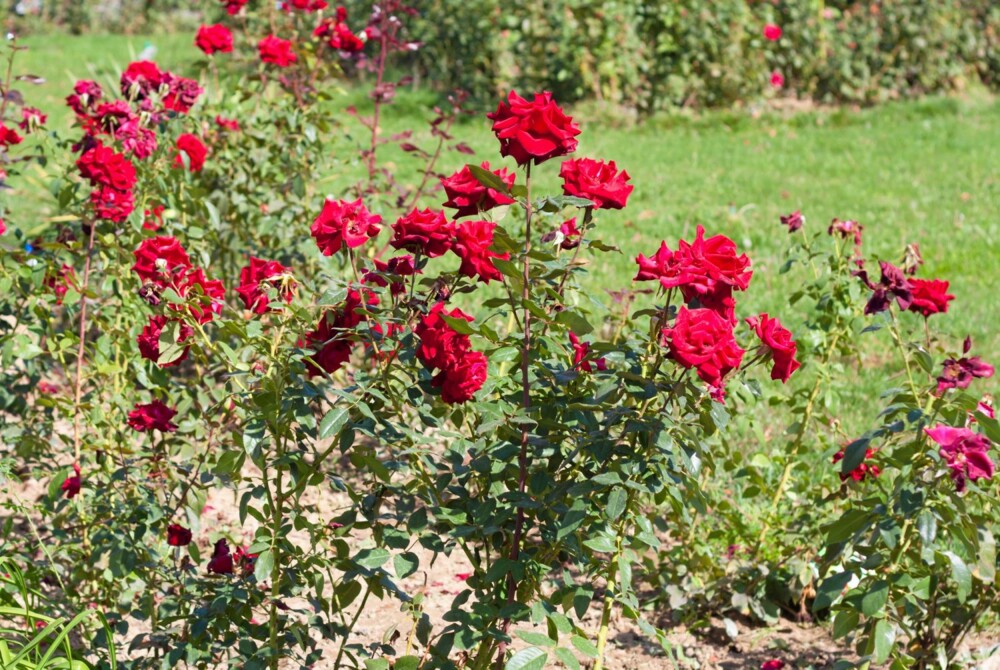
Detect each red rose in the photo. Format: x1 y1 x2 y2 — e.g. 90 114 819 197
570 332 606 373
763 24 782 41
196 24 234 55
121 60 165 99
0 218 5 235
937 346 994 394
138 315 193 367
828 218 863 246
167 524 193 546
761 661 785 670
558 218 581 249
745 313 800 383
61 463 81 499
18 107 46 132
857 261 912 315
311 198 383 255
143 204 165 231
415 303 474 371
364 255 417 296
161 74 203 114
441 161 516 218
127 399 178 432
434 350 487 404
770 71 785 89
45 264 76 305
907 278 954 318
662 307 745 401
258 35 297 67
132 236 192 287
487 91 581 166
76 143 137 191
559 157 633 210
635 226 752 322
452 220 510 284
925 425 994 492
237 257 295 314
173 267 226 324
303 313 353 377
174 133 207 172
216 116 240 132
207 538 234 574
66 79 102 116
0 124 23 147
90 186 135 222
832 447 881 482
284 0 328 11
390 208 454 258
313 13 366 52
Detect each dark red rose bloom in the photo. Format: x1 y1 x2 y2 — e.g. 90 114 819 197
770 71 785 89
90 186 135 222
172 267 226 324
364 255 417 296
237 257 295 314
559 157 633 210
311 198 382 255
18 107 46 133
570 332 607 373
635 226 752 322
127 399 178 433
313 11 366 52
487 90 581 166
221 0 248 14
66 79 102 115
45 264 77 305
143 204 165 231
828 218 863 246
857 261 912 314
61 463 81 499
390 208 454 258
161 74 204 114
745 313 800 383
763 24 782 41
216 115 240 132
433 350 487 404
907 278 954 318
118 121 158 159
304 317 353 377
832 447 881 482
167 524 193 546
557 218 581 250
415 303 474 372
196 24 234 55
0 124 23 147
93 100 137 135
761 660 785 670
780 210 804 232
76 143 137 191
121 60 165 100
258 36 297 67
925 425 995 492
441 161 516 218
132 236 192 287
662 307 745 401
207 538 234 574
284 0 328 11
138 315 193 368
937 339 994 393
173 134 207 172
452 220 509 284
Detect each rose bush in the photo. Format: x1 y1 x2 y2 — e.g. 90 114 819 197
0 4 997 670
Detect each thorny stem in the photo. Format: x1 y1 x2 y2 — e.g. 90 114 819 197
888 308 922 399
72 221 97 465
494 163 533 670
593 531 623 670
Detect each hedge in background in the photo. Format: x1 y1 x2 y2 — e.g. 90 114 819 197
393 0 1000 112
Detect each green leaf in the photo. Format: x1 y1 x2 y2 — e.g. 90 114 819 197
814 571 853 611
364 660 390 670
504 647 547 670
554 648 580 670
441 314 478 335
394 657 421 670
468 163 510 194
832 610 859 639
861 580 889 617
319 407 350 439
942 551 972 602
873 619 895 664
840 438 869 476
571 635 599 658
254 549 274 584
583 536 616 554
393 552 419 580
515 630 556 648
156 320 187 366
605 488 627 522
354 548 391 570
555 310 593 335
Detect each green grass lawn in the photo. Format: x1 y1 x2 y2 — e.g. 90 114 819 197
9 33 1000 429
